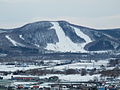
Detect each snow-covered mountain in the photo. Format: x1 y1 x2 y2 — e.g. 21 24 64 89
0 21 120 56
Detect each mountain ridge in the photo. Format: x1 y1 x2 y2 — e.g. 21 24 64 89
0 20 120 56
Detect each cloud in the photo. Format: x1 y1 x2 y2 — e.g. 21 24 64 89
0 0 120 29
0 0 30 3
1 15 120 29
31 15 120 29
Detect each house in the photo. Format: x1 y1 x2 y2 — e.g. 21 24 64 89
11 76 40 81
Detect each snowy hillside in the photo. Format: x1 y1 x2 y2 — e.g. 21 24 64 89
46 22 92 52
0 20 120 56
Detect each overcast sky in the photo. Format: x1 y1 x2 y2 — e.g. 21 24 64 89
0 0 120 29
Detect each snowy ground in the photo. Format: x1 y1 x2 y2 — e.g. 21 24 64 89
47 60 109 70
38 74 101 82
0 60 110 72
0 65 45 72
2 74 100 82
0 59 115 83
12 81 38 86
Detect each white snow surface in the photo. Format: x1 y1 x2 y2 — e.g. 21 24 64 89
72 26 92 50
19 35 25 40
13 82 37 85
59 74 100 82
6 35 25 47
73 27 92 43
3 74 39 80
46 22 91 52
3 74 100 82
0 65 44 72
34 44 40 47
39 74 100 82
47 60 109 70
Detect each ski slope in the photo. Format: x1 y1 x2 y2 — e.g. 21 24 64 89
73 26 92 49
6 35 25 47
46 22 87 52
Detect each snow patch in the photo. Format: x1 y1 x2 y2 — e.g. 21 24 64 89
6 35 25 47
19 35 25 40
59 74 100 82
34 44 40 47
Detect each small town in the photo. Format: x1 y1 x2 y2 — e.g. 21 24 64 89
0 58 120 90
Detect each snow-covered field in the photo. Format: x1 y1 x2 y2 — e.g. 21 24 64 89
0 60 110 72
48 60 109 70
2 74 100 82
0 59 115 83
0 65 44 72
12 82 37 85
38 74 101 82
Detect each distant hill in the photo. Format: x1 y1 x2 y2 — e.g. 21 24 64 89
0 21 120 57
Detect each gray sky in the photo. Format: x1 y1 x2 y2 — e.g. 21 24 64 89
0 0 120 29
